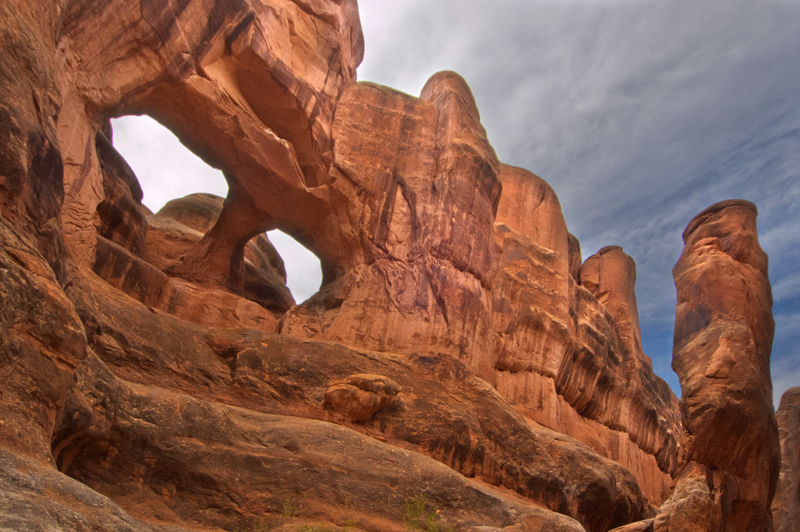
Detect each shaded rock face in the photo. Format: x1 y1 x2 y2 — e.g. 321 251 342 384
0 449 193 532
58 266 652 532
653 200 780 531
772 387 800 531
0 216 87 464
51 354 589 532
0 1 784 532
145 193 295 315
0 1 68 282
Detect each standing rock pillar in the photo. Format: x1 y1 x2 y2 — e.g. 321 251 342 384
656 199 780 531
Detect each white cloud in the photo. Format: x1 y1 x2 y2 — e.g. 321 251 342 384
111 116 228 213
267 230 321 303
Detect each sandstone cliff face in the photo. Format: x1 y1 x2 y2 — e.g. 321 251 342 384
0 1 784 531
283 74 501 379
652 200 780 531
772 387 800 531
490 165 680 504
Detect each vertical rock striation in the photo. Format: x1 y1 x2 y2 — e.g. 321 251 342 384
5 1 787 530
282 73 502 379
490 165 680 504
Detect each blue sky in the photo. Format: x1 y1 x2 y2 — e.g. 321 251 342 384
113 0 800 405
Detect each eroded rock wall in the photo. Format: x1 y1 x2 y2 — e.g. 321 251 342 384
283 74 501 380
490 165 679 504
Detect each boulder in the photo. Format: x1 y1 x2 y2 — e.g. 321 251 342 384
324 374 402 422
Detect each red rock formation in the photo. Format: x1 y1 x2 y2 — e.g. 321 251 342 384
61 263 652 531
53 0 363 284
653 200 780 531
0 218 87 464
324 374 402 422
490 164 679 504
51 354 587 532
283 74 501 379
145 193 295 315
567 246 680 481
5 1 784 531
772 386 800 531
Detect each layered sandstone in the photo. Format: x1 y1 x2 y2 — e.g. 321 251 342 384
59 263 652 532
51 354 587 532
490 165 679 504
772 387 800 531
283 74 501 379
0 1 784 531
652 200 780 531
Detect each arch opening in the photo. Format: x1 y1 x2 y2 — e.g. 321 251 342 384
110 115 322 304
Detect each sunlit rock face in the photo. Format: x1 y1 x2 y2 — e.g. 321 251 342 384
282 73 502 378
490 165 680 504
652 200 780 532
0 1 784 531
54 0 363 281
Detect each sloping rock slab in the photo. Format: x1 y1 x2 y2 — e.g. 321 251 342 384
52 355 586 532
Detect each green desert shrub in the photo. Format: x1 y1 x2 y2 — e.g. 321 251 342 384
404 492 455 532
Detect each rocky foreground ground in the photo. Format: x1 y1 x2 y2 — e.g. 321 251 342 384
0 1 795 531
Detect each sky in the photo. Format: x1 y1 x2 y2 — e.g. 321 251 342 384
111 0 800 404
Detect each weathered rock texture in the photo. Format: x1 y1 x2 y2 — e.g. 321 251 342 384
0 1 783 531
772 387 800 531
652 200 780 531
145 193 295 315
56 262 652 531
282 74 502 380
490 165 680 504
